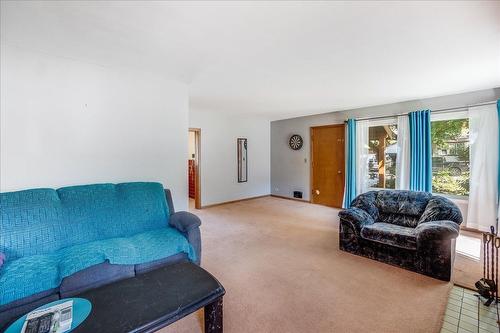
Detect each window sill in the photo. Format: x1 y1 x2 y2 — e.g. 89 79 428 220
437 193 469 202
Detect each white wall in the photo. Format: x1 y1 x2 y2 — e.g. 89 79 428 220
1 45 190 210
188 131 196 159
189 109 270 206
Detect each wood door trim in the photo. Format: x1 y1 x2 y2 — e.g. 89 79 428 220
189 128 202 209
310 124 345 207
310 124 345 129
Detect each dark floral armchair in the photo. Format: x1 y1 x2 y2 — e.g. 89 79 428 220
339 190 463 281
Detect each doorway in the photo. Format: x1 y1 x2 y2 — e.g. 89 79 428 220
188 128 201 210
310 124 345 208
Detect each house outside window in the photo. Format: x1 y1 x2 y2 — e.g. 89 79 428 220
431 112 470 197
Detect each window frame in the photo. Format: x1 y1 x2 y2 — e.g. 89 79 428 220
366 117 399 191
430 111 470 199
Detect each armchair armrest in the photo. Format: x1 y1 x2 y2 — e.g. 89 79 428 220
169 211 201 233
415 220 460 242
338 207 375 234
419 196 463 225
169 211 202 265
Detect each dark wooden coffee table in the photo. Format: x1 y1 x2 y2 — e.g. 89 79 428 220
72 261 225 333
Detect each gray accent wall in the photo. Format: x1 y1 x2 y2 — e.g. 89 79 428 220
271 87 500 201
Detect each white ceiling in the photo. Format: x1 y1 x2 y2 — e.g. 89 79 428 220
2 1 500 120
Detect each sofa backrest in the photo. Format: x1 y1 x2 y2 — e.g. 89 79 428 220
0 182 170 260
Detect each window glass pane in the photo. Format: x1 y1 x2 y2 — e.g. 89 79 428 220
367 124 398 189
431 118 470 196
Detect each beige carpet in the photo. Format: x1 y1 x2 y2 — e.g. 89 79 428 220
161 197 451 333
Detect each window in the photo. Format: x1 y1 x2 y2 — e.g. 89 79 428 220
431 115 470 197
367 121 398 189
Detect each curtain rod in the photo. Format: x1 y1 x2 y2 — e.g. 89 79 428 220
349 100 497 122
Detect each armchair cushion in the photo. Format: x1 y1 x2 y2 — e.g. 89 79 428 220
376 213 420 229
169 211 202 233
360 223 417 250
415 220 460 242
419 196 463 225
338 207 375 234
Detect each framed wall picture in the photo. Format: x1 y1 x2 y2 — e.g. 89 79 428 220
237 138 248 183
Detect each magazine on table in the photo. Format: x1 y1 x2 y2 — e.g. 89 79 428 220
20 300 73 333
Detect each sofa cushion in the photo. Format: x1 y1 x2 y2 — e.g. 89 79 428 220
360 222 417 250
0 182 170 260
0 227 195 306
0 254 60 309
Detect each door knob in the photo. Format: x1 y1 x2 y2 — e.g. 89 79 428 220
315 189 320 195
337 170 342 174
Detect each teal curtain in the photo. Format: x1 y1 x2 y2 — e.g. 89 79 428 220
343 119 356 208
409 110 432 192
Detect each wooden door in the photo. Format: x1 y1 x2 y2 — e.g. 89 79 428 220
311 124 345 208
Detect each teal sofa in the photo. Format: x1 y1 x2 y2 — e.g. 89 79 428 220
0 182 201 328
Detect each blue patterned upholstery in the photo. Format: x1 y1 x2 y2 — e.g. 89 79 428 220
338 207 374 234
339 190 463 281
352 190 433 228
0 228 194 306
418 196 463 225
1 182 170 260
350 191 379 220
360 223 417 250
0 182 196 306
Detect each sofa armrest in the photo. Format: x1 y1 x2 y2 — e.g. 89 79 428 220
169 211 202 265
415 220 460 242
170 211 201 233
338 207 375 234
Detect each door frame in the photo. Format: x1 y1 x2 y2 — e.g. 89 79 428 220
189 128 202 209
310 123 346 207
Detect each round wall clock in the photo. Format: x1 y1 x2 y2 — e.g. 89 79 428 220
289 134 303 150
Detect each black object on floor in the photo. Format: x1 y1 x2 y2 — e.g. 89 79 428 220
475 225 500 307
73 261 225 333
